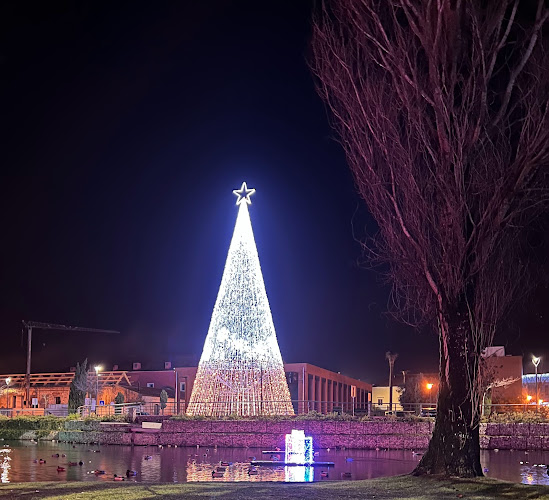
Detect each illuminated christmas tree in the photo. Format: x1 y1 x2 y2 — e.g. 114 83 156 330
187 182 294 417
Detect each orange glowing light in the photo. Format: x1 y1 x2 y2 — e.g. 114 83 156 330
527 395 532 401
539 399 544 405
426 383 433 390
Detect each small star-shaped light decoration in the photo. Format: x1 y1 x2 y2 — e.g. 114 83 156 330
233 182 256 205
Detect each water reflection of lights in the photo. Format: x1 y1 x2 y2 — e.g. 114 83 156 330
1 447 12 483
284 465 313 482
518 464 549 486
186 460 285 482
140 454 161 482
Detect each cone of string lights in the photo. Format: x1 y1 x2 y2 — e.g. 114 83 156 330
186 182 294 417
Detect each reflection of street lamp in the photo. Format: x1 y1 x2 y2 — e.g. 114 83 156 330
5 378 10 409
533 356 541 412
94 366 102 413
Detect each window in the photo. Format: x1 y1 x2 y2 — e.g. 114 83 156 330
146 383 154 388
378 398 383 405
55 397 61 405
180 382 186 393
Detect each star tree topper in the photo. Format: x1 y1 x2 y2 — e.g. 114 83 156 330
233 182 256 205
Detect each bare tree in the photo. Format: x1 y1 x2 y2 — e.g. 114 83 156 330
311 0 549 476
386 351 398 412
481 377 520 417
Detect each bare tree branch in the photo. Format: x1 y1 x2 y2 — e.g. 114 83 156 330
311 0 549 477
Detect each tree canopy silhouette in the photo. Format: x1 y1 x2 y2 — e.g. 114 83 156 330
68 359 88 414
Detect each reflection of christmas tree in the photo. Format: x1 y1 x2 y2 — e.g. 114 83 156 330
187 183 294 417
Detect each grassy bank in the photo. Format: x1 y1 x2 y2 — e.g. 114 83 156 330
1 475 549 500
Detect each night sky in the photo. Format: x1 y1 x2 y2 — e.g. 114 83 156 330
1 1 548 383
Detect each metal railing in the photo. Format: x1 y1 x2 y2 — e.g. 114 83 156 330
0 407 68 417
182 399 372 417
74 400 372 418
371 402 437 416
0 401 403 418
77 402 145 417
3 400 546 419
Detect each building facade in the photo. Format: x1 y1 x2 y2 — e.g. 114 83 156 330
128 363 372 415
371 386 404 411
1 363 371 416
284 363 372 414
483 347 523 403
0 371 137 415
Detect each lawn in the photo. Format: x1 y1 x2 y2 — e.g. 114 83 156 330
1 476 549 500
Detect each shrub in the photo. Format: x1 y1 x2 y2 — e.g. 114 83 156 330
0 416 65 431
295 411 357 421
482 409 549 424
0 429 26 440
99 414 129 422
172 411 366 422
170 414 206 421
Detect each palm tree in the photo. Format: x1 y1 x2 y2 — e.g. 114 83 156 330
386 352 398 413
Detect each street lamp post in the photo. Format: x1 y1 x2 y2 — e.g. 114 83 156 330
533 356 541 413
5 377 11 410
182 376 188 413
94 366 102 414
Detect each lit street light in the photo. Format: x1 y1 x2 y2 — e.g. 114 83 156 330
426 383 434 404
533 356 541 413
5 377 10 409
94 366 102 413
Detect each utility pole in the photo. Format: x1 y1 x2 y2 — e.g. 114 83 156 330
22 321 119 404
173 368 179 415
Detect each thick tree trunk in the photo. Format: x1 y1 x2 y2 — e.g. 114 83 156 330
414 306 483 477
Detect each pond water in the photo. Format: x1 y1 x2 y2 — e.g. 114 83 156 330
0 441 548 485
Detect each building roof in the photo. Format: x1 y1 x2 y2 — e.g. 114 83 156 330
0 371 131 388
